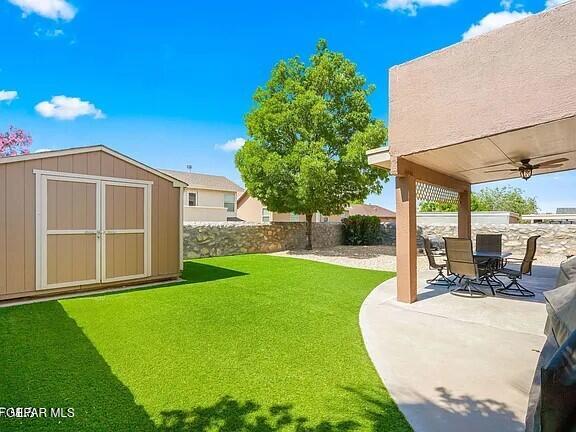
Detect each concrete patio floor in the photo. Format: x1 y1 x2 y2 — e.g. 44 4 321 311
360 265 557 432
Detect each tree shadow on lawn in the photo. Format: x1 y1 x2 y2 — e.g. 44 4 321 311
0 301 398 432
0 301 157 432
159 396 360 432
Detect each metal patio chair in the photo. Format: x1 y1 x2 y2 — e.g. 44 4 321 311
475 233 505 290
444 237 491 297
476 234 502 254
423 237 453 287
496 235 540 297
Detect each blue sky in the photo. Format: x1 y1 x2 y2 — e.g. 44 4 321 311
0 0 573 212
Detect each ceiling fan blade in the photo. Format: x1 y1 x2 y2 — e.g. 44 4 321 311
485 168 518 173
535 158 569 167
533 164 564 170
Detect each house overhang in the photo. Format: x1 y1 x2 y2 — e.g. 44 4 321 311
399 115 576 184
367 147 391 170
370 1 576 184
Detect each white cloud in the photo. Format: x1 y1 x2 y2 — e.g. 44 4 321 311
35 96 105 120
545 0 570 8
34 28 65 38
33 148 53 153
8 0 76 21
0 90 18 103
215 138 246 152
462 10 532 40
380 0 458 16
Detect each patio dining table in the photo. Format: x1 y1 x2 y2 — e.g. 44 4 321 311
473 250 512 290
474 251 512 260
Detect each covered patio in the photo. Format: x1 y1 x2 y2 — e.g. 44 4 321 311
364 2 576 431
361 263 557 432
368 0 576 304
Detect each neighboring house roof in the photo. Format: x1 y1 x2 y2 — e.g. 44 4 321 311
557 208 576 214
237 190 251 206
0 145 188 187
161 169 244 193
348 204 396 218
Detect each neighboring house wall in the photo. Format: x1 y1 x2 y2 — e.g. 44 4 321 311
522 214 576 224
183 205 228 222
183 188 238 222
237 194 345 223
417 211 520 225
237 194 265 222
162 169 242 223
270 212 298 222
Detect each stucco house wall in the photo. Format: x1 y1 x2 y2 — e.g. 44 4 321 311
389 1 576 158
183 188 238 221
162 170 243 222
237 193 345 223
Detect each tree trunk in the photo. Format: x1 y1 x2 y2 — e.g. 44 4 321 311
305 214 313 250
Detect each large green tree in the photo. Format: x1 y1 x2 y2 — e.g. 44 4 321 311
419 186 538 216
236 40 388 249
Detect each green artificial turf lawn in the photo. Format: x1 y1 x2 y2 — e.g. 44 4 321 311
0 255 410 432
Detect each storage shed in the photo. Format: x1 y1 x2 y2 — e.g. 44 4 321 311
0 145 187 302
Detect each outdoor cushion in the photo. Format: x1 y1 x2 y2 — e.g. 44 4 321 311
556 256 576 288
544 282 576 347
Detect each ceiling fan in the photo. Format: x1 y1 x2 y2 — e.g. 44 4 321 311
485 157 569 180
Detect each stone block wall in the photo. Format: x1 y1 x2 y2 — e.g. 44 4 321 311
183 222 343 258
380 222 576 257
183 221 576 259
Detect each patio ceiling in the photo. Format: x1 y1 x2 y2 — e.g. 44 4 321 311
403 115 576 184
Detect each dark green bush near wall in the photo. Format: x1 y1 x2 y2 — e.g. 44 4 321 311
342 215 382 245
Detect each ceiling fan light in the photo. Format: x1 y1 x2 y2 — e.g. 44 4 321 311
519 166 533 180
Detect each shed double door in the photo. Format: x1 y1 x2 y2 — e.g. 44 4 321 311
37 172 151 290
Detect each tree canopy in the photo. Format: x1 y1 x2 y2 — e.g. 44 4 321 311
419 186 538 215
0 126 31 157
236 40 388 248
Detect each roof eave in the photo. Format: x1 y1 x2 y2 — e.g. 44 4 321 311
0 145 188 188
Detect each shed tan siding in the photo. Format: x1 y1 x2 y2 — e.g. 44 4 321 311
0 150 181 301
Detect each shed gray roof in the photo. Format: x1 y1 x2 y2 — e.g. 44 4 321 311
161 169 243 193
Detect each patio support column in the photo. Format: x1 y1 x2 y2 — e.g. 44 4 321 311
458 184 472 239
395 174 417 303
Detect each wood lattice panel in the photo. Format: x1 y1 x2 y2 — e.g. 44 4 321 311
416 182 459 204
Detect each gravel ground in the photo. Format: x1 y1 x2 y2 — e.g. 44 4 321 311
271 245 567 272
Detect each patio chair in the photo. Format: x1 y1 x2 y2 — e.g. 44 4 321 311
475 233 505 288
476 234 502 254
444 237 491 297
423 237 453 287
496 235 540 297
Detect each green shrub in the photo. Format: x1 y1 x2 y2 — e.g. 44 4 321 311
342 215 382 245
